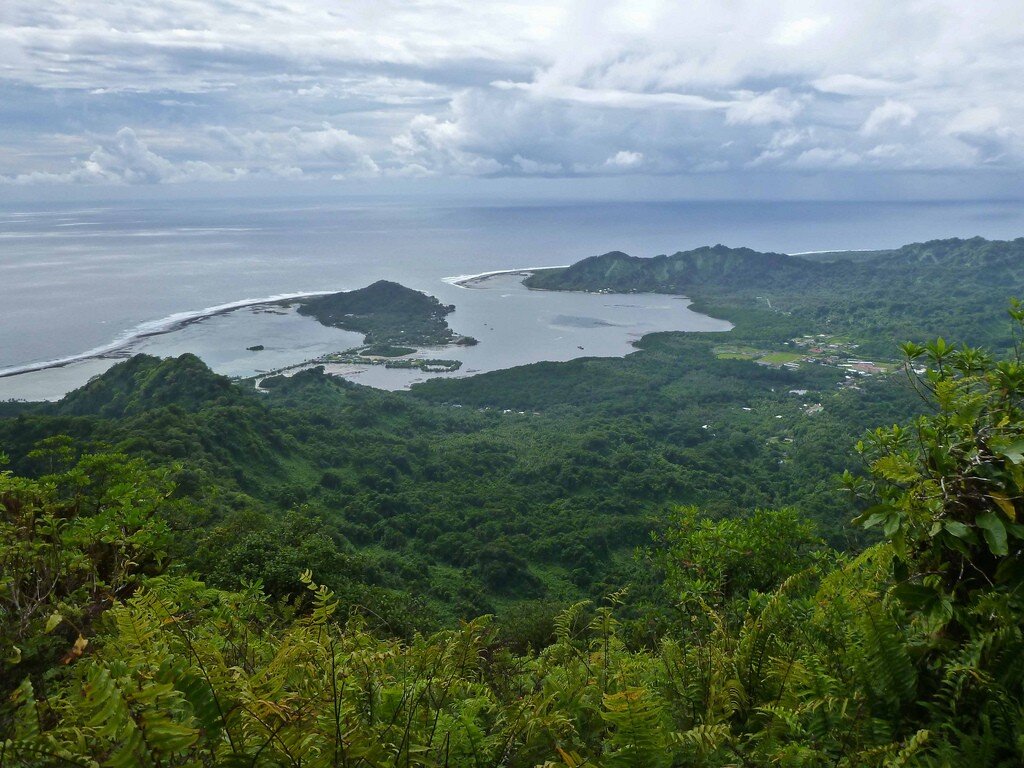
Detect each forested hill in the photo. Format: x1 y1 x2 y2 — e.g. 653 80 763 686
526 236 1024 354
523 245 832 292
5 247 1024 763
0 326 919 632
296 279 465 346
5 317 1024 764
55 353 243 418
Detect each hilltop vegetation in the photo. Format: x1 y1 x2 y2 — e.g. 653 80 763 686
524 245 824 293
3 236 1024 764
4 326 1024 765
296 280 472 347
526 236 1024 356
0 328 915 632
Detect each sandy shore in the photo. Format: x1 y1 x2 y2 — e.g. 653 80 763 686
0 291 333 380
443 265 569 289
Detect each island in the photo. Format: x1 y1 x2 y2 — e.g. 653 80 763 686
296 279 477 347
251 280 474 388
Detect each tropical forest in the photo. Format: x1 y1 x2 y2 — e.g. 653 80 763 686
3 238 1024 766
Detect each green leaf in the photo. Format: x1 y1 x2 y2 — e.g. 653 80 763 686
976 511 1008 556
992 438 1024 465
44 612 63 633
943 520 972 539
990 492 1017 521
892 582 939 611
873 455 920 484
854 504 892 529
995 556 1024 585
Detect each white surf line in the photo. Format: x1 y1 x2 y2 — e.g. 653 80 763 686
0 290 334 379
788 248 879 255
442 265 570 287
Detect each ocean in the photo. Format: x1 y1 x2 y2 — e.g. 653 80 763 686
1 197 1022 399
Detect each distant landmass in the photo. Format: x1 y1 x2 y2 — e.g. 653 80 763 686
525 237 1024 355
524 245 827 293
296 279 476 347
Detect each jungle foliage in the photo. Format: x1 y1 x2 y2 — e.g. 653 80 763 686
4 320 1024 765
0 317 917 630
296 280 464 346
525 237 1024 356
4 238 1024 763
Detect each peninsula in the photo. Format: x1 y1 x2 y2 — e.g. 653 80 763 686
296 279 476 347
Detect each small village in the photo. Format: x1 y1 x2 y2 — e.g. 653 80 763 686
319 349 462 373
247 346 463 392
715 333 894 381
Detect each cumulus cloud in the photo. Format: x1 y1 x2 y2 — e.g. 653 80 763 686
792 147 861 169
3 124 380 185
605 150 644 168
513 154 563 174
726 90 803 126
1 128 239 185
1 0 1023 187
391 110 505 176
946 107 1019 164
207 124 380 178
861 100 917 136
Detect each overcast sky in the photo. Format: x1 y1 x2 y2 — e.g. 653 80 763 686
1 1 1022 199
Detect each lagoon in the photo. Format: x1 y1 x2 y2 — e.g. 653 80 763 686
2 197 1023 399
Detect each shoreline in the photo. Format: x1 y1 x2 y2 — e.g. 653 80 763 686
0 266 570 383
0 290 334 380
787 248 877 256
443 265 569 288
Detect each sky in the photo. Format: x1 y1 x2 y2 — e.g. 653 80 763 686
1 0 1022 200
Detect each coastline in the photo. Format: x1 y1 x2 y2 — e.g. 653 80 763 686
0 290 333 380
0 267 569 384
443 265 569 288
787 248 876 255
1 262 732 400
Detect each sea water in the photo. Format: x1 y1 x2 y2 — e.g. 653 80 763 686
1 198 1022 400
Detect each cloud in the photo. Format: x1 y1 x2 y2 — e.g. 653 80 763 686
207 124 380 177
812 74 898 97
513 154 563 174
2 1 1023 188
605 150 644 168
726 90 803 126
792 147 861 169
391 104 505 176
771 16 831 47
2 124 380 185
946 107 1019 163
2 127 239 184
861 100 917 136
492 80 729 111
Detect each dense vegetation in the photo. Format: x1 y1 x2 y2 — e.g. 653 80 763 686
297 280 472 347
3 236 1024 764
526 237 1024 356
0 314 916 631
4 325 1024 765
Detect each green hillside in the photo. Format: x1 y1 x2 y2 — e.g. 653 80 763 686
524 245 829 292
526 237 1024 355
297 279 471 346
4 237 1024 765
4 322 1024 765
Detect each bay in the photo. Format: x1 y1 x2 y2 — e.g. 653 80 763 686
1 197 1022 400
